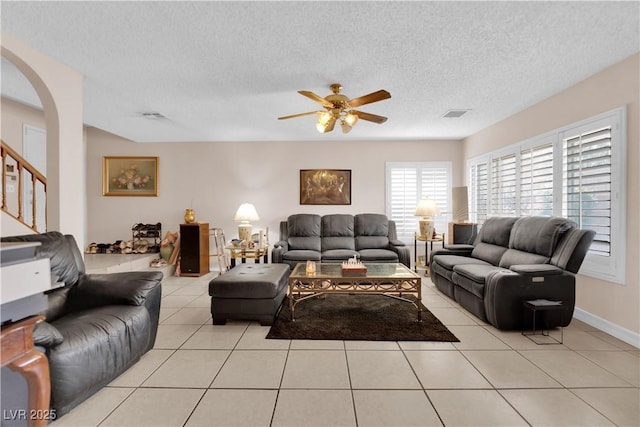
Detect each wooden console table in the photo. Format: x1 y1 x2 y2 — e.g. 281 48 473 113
1 315 51 427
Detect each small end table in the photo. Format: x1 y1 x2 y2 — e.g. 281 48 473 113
227 246 269 267
522 299 566 344
414 233 444 277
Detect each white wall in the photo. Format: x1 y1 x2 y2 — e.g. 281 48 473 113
464 53 640 343
85 128 465 248
1 33 85 242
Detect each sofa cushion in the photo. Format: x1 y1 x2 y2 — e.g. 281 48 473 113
433 254 491 271
476 217 519 247
356 235 390 250
322 249 359 261
354 214 390 250
288 236 321 251
357 248 398 262
471 243 509 266
498 249 550 268
432 255 490 282
452 264 510 298
287 214 321 251
509 216 575 257
49 305 150 413
321 214 355 250
282 250 321 262
1 231 81 286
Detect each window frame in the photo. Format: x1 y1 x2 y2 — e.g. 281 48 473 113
467 106 626 284
385 161 453 243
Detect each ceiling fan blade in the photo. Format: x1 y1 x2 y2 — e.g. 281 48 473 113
347 90 391 108
352 110 388 124
298 91 334 108
278 111 319 120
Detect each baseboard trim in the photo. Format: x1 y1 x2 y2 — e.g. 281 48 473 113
573 307 640 349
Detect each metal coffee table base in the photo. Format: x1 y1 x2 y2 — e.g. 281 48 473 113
287 263 422 322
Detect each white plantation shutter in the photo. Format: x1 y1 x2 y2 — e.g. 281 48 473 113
562 127 612 257
490 154 517 216
520 143 554 216
386 162 452 241
388 167 418 239
420 165 450 233
469 161 488 224
467 107 625 283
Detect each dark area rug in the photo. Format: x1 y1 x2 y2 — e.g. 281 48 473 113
266 294 459 342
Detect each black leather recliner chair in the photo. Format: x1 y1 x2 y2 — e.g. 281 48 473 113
1 232 163 417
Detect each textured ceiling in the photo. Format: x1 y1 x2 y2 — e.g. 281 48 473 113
1 1 639 143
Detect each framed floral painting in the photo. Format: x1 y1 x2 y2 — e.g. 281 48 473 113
103 156 158 196
300 169 351 205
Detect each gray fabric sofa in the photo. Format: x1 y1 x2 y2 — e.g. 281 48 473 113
430 216 595 330
1 232 162 417
272 213 410 268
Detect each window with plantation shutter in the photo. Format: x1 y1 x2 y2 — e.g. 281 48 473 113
520 142 554 216
562 127 612 256
490 154 517 216
385 162 452 241
467 107 626 284
468 161 488 224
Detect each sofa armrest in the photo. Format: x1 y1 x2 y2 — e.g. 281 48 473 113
33 321 64 349
509 264 564 276
273 240 288 250
388 239 404 247
390 245 411 268
67 271 163 312
483 269 575 330
272 241 289 264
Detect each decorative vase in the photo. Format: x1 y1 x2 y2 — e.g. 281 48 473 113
184 208 196 224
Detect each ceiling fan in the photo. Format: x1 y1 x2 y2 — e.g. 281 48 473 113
278 83 391 133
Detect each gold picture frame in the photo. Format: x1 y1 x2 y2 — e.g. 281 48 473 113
300 169 351 205
103 156 158 197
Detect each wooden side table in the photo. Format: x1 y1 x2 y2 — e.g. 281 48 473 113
1 315 52 426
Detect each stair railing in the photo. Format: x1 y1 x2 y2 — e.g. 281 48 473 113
1 140 47 233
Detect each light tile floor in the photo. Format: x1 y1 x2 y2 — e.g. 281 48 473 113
51 272 639 427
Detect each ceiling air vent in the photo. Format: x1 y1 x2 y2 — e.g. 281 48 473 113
138 112 167 119
442 109 470 119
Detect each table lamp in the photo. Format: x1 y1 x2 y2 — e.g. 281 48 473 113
415 198 440 239
234 203 260 241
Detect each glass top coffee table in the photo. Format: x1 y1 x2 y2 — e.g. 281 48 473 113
287 263 422 321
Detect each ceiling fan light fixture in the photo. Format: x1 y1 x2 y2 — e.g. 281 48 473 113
317 111 332 125
280 83 390 134
344 112 358 127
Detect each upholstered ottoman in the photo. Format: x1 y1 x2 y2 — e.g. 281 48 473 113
208 264 290 326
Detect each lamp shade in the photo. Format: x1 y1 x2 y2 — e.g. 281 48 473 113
414 199 440 218
234 203 260 222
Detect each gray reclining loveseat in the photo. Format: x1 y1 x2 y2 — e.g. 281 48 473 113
272 213 410 268
430 216 595 330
